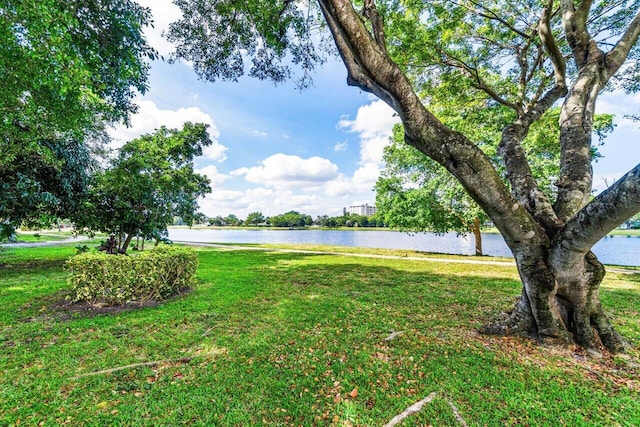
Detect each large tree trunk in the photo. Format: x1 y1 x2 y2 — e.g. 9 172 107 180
485 249 627 354
317 0 640 354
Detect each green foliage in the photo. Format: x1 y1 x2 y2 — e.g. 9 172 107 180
0 0 154 239
76 123 213 253
168 0 324 88
245 211 266 226
65 245 198 305
0 136 94 240
0 0 155 141
268 210 313 227
376 125 487 236
377 107 615 238
224 214 242 226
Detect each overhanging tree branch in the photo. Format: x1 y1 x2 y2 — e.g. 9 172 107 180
317 0 397 110
561 0 594 68
318 0 546 254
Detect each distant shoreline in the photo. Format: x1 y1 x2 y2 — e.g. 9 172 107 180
170 225 640 237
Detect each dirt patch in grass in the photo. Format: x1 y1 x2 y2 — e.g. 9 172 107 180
29 287 194 321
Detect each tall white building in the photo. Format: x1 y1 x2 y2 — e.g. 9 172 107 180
347 204 378 216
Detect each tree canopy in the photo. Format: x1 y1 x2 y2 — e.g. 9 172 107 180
76 123 213 254
168 1 640 353
0 135 94 240
1 0 155 140
0 0 155 239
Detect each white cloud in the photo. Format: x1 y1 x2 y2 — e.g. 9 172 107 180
241 154 339 188
197 187 327 219
329 100 400 198
108 99 228 162
334 140 349 152
198 189 248 216
196 165 229 187
253 130 268 137
230 167 250 176
338 99 399 165
597 90 640 132
135 0 181 57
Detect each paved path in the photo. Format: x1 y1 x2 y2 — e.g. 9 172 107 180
1 235 89 248
4 237 637 274
174 240 640 274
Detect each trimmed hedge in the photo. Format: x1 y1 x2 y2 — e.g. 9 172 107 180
65 245 198 305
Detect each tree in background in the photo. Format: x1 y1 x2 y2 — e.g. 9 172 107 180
224 214 242 226
77 123 212 254
208 216 225 226
245 211 266 226
168 1 640 353
0 136 95 240
269 211 313 228
0 0 154 239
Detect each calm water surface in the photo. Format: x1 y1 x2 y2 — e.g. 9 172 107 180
168 228 639 266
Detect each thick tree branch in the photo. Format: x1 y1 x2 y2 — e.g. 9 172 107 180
604 9 640 80
362 0 387 55
318 0 546 254
554 62 603 222
316 0 397 110
560 0 594 68
553 164 640 258
497 5 568 233
539 2 567 86
499 83 567 233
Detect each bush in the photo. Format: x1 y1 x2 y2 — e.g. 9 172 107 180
65 245 198 306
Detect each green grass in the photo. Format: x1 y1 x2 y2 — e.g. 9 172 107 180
1 243 639 426
607 228 640 237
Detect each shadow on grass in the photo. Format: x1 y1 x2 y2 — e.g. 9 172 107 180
1 247 639 426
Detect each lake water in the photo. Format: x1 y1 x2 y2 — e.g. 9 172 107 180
168 228 640 267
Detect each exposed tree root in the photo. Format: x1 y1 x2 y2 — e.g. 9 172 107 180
384 392 468 426
447 399 468 427
480 301 626 355
384 392 437 427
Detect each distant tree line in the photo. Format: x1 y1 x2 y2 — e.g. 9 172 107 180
200 211 386 228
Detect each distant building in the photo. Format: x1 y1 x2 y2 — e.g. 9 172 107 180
347 204 378 216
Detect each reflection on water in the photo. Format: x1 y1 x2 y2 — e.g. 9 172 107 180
168 228 639 267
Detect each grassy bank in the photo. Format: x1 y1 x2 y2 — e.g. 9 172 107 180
1 243 638 425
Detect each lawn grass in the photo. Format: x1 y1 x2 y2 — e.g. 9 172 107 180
1 243 638 426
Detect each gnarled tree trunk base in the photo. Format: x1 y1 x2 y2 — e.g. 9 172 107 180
480 293 627 356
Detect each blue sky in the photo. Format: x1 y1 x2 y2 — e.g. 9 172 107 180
111 0 640 220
